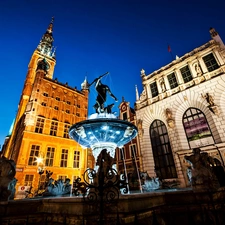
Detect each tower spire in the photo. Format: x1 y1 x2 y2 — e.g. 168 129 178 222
37 17 55 57
135 85 139 101
47 17 54 33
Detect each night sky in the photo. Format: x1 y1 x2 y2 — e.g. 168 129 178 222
0 0 225 146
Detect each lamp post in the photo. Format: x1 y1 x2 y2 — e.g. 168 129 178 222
36 152 45 195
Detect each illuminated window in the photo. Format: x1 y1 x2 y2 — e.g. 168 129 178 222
58 175 67 182
35 118 44 133
180 65 193 83
73 151 80 168
50 121 58 136
150 120 177 179
60 149 68 167
203 53 219 72
129 144 137 158
41 102 47 106
43 93 48 97
45 147 55 166
118 147 125 160
28 145 40 166
39 175 46 190
167 72 178 89
24 175 34 186
183 108 213 147
150 82 158 97
63 124 70 138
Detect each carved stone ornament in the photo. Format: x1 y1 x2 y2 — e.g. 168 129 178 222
140 68 145 75
43 177 72 196
194 62 202 77
139 89 146 101
159 78 166 92
209 105 219 115
201 93 219 115
165 108 175 128
137 119 144 138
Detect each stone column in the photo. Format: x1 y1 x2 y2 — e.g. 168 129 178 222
156 79 163 93
198 57 208 73
214 50 224 65
146 83 152 99
164 76 171 91
187 61 197 78
174 69 184 85
188 60 199 78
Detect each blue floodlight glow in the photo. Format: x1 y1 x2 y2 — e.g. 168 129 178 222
69 117 138 149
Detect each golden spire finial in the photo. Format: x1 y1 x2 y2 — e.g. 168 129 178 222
47 17 54 33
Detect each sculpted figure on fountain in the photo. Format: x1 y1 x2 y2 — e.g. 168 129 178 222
185 148 220 190
88 72 118 113
0 156 17 200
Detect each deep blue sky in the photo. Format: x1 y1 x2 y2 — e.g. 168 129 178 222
0 0 225 146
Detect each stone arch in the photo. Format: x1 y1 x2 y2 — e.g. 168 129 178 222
139 105 167 175
182 107 214 148
174 92 219 149
149 119 177 179
217 76 225 130
36 58 50 72
142 105 166 130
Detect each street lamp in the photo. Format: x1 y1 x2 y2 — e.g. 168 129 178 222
35 152 45 195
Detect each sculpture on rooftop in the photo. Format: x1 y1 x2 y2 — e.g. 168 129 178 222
88 72 118 113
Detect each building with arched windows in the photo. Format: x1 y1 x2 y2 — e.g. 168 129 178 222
135 28 225 187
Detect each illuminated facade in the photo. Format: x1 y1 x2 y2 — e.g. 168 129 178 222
135 28 225 187
2 19 89 194
116 98 142 190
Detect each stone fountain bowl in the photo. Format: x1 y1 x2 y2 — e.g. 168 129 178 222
69 116 138 149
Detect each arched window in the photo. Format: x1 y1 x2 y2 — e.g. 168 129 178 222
150 120 177 179
183 108 214 148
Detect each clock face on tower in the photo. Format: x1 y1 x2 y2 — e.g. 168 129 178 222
122 105 127 111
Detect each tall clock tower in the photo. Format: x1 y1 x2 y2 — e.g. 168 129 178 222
19 18 56 125
3 19 90 196
4 18 56 160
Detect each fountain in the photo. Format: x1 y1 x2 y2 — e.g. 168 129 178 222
69 72 138 168
69 73 138 224
2 73 225 225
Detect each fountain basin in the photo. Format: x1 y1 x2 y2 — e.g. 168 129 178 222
69 115 138 150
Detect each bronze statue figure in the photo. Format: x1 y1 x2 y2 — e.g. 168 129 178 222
88 72 118 113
